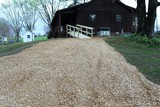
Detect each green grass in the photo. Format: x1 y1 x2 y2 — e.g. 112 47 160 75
0 36 48 57
105 36 160 85
35 36 48 41
0 41 39 57
19 36 48 42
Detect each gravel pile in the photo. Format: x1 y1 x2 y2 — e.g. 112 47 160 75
0 38 160 107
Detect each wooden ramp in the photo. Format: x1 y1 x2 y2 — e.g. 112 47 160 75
67 31 90 39
66 24 94 39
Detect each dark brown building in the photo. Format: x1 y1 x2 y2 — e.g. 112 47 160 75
51 0 137 37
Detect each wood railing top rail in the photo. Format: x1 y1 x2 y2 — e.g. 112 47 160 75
76 24 94 30
66 24 94 38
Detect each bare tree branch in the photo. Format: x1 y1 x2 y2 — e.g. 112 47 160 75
37 0 68 28
157 2 160 6
1 0 23 39
14 0 39 32
0 18 11 37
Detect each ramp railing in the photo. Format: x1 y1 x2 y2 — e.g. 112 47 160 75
76 24 94 38
66 24 94 38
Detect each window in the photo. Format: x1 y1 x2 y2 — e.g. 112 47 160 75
116 15 122 22
89 14 96 21
27 35 30 38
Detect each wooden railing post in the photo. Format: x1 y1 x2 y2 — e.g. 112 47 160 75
74 27 75 37
77 27 79 38
66 24 68 37
91 29 93 38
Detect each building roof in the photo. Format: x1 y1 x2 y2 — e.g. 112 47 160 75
51 0 136 26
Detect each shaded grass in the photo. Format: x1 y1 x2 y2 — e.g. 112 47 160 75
105 36 160 85
0 36 48 57
0 41 38 57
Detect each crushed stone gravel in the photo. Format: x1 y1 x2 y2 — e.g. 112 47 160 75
0 38 160 107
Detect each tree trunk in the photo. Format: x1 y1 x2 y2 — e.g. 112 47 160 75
16 32 20 42
136 0 160 37
145 0 157 38
136 0 146 34
74 0 78 6
48 25 58 39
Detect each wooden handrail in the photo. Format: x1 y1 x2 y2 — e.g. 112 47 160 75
66 24 79 38
76 24 94 30
66 24 94 38
76 24 94 37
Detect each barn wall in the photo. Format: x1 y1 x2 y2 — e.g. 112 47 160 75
76 0 136 33
77 10 135 33
51 0 136 37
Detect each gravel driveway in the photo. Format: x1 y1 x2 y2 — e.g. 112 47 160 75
0 38 160 107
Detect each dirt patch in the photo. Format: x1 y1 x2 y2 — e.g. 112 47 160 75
0 38 160 107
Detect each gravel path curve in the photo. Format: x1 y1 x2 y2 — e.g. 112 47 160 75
0 38 160 107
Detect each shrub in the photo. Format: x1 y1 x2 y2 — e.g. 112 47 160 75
156 31 160 36
8 40 15 44
151 37 160 45
126 33 160 46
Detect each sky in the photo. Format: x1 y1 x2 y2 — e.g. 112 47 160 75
0 0 137 7
0 0 160 34
121 0 136 7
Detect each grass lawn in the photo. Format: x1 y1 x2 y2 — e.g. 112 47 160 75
0 36 48 57
35 36 48 41
0 41 39 57
19 36 48 42
105 36 160 85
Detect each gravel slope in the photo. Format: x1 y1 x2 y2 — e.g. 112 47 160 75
0 38 160 107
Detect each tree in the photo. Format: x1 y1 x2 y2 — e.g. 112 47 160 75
136 0 146 34
13 0 39 33
1 0 39 40
37 0 68 28
72 0 90 6
136 0 160 37
1 0 23 41
0 18 11 37
78 0 91 3
37 0 70 39
145 0 160 37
